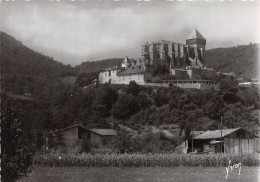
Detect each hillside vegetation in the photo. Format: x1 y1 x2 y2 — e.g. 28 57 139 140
76 58 122 73
205 44 259 79
0 31 76 96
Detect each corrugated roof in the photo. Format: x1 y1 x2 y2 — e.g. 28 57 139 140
187 28 206 40
90 129 117 136
194 128 240 139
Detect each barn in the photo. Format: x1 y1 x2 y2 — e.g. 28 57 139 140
54 124 117 150
88 129 117 147
188 128 259 154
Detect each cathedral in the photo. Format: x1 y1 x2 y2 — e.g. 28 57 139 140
141 28 206 68
98 29 217 89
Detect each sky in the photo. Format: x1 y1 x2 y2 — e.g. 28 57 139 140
1 0 260 66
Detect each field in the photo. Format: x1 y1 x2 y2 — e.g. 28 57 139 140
33 153 259 167
18 166 260 182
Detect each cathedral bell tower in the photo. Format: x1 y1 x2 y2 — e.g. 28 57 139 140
186 28 206 63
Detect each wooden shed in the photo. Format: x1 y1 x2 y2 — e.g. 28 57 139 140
54 124 117 149
55 124 89 149
189 128 258 154
89 129 117 147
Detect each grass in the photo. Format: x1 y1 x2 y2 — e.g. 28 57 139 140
33 153 260 167
18 166 260 182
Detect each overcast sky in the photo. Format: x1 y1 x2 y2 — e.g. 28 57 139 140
1 0 260 66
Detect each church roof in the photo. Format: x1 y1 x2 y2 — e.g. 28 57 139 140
187 28 206 40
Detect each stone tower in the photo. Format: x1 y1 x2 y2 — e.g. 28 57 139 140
186 28 206 63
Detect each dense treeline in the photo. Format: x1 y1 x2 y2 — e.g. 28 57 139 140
205 43 259 79
76 58 122 73
42 80 259 134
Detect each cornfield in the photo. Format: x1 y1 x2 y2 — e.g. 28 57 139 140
33 153 260 167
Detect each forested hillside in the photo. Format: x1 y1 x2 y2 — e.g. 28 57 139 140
76 58 122 73
205 44 259 79
0 31 76 97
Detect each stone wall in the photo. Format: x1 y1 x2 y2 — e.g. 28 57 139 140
112 74 145 85
99 69 149 85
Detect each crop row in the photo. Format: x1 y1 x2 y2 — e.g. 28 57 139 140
33 153 260 167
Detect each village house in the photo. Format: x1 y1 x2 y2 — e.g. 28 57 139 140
98 57 153 85
179 128 259 154
54 124 117 150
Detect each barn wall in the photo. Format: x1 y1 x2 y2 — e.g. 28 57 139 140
224 138 256 154
59 127 79 148
90 133 103 147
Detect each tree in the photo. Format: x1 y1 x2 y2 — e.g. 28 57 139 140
112 93 139 119
2 95 35 181
92 84 117 117
36 131 45 150
127 80 140 96
219 76 238 90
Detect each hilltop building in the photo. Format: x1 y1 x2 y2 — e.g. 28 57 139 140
99 57 153 85
142 28 205 66
99 29 217 89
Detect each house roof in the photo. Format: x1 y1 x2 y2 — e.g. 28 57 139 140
194 128 258 139
55 124 88 133
89 129 117 136
117 64 147 75
187 28 206 40
100 67 118 72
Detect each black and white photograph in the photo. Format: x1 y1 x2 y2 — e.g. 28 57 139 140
1 0 260 181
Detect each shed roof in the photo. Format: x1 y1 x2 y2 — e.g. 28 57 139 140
194 128 240 139
194 128 258 139
191 130 205 137
90 129 117 136
55 124 88 133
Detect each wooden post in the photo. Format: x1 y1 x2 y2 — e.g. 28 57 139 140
192 132 193 153
221 116 223 153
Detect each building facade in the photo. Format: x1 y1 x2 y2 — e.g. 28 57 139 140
99 57 153 85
